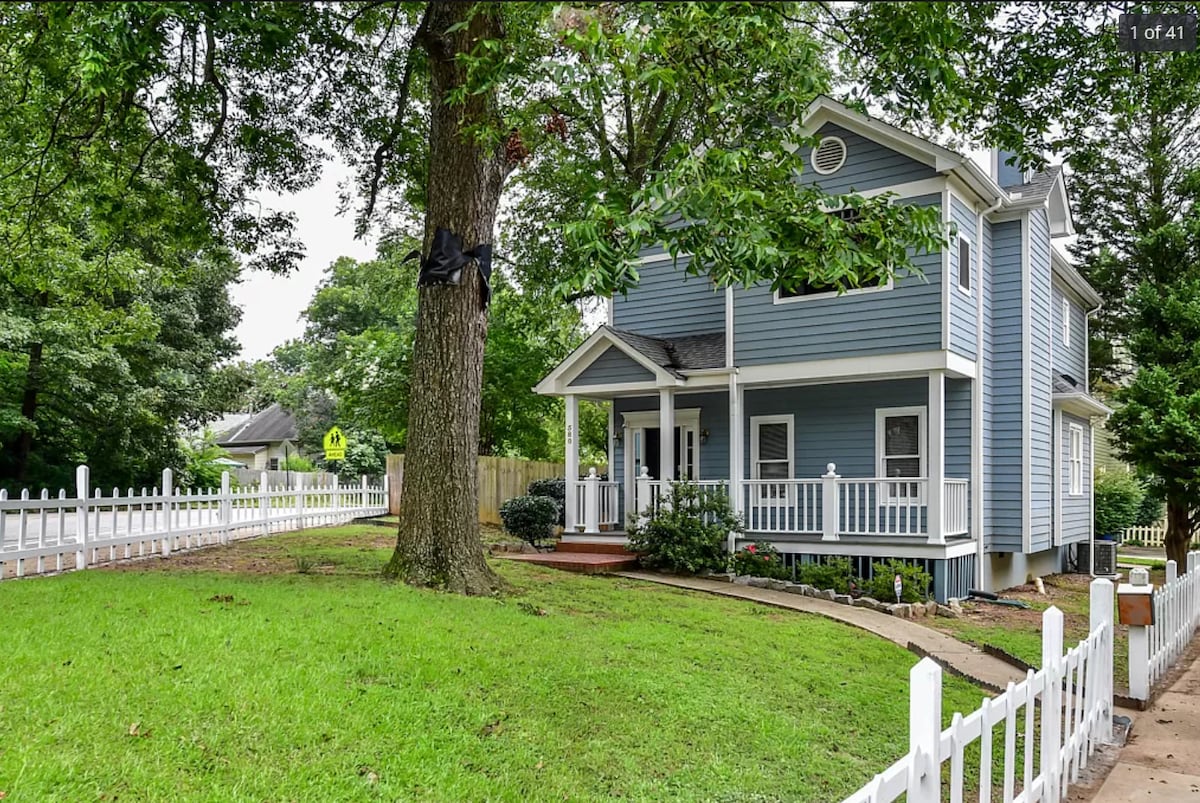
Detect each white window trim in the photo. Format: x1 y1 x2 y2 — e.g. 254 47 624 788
772 202 897 305
750 414 794 480
810 135 847 175
1062 298 1072 348
875 406 927 478
956 233 972 296
1068 423 1084 496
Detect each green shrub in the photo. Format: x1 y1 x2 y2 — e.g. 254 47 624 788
499 495 561 547
730 541 790 579
282 454 316 472
1094 471 1143 536
527 478 567 526
1133 479 1165 527
862 559 932 603
627 482 742 574
795 557 854 595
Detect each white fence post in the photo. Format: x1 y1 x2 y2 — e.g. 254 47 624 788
75 465 89 570
161 468 173 558
1041 606 1065 801
361 475 368 513
332 474 340 518
1090 578 1115 744
383 473 390 512
1121 567 1153 702
296 472 305 530
821 463 840 542
584 468 600 534
907 657 942 803
219 471 231 546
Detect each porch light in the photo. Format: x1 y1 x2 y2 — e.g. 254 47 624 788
700 428 709 444
613 430 623 444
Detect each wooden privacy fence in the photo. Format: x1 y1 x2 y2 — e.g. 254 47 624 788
387 454 589 524
233 469 337 489
842 579 1115 803
0 465 388 580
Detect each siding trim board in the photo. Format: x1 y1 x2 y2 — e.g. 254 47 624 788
736 350 976 386
1021 213 1032 553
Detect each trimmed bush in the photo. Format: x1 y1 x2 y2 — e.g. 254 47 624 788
500 495 561 547
1094 471 1143 537
861 559 932 603
628 483 742 574
795 557 854 595
527 478 567 526
730 541 790 579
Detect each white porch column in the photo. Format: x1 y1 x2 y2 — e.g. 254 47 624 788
728 374 744 551
565 394 579 530
928 371 945 545
659 388 675 482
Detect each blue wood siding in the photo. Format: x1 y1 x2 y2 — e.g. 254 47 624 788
1052 283 1088 383
800 123 938 194
1030 210 1054 551
734 194 944 365
997 151 1023 187
742 380 926 478
980 219 994 539
948 195 978 359
988 219 1024 551
1060 413 1092 544
569 346 654 386
612 393 729 486
946 379 971 482
611 249 725 338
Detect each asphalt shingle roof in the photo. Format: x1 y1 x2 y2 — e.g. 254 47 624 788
1003 165 1063 203
216 403 298 445
606 327 725 375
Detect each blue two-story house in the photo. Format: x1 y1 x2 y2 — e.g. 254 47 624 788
535 96 1110 600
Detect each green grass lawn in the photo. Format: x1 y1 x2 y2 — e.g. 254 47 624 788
0 524 985 802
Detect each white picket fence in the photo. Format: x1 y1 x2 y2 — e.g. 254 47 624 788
1122 523 1165 547
1125 552 1200 701
842 579 1115 803
0 465 388 580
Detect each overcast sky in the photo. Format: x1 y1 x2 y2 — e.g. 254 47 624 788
231 161 376 362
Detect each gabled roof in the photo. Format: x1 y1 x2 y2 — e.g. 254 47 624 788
215 403 297 445
534 326 727 395
1003 166 1062 202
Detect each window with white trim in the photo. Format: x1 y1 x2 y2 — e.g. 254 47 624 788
876 407 926 500
1069 424 1083 495
1063 298 1071 348
777 208 891 301
957 235 971 292
751 415 794 480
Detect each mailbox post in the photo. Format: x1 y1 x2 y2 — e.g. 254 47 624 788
1118 567 1155 702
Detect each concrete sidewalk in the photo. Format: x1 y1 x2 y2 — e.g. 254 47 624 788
1092 650 1200 801
617 571 1028 692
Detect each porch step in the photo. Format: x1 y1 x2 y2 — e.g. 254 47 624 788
554 540 636 556
498 551 640 574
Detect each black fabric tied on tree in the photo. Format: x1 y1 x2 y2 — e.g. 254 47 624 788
406 227 493 310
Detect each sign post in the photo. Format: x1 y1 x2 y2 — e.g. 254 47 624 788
323 426 346 462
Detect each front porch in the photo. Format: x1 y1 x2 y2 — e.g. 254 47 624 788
567 466 969 544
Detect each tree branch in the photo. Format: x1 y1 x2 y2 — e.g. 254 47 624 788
199 21 228 161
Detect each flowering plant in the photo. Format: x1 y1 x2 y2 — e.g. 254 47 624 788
729 540 789 579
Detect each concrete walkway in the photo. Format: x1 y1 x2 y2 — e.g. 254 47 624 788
618 571 1027 692
1092 650 1200 801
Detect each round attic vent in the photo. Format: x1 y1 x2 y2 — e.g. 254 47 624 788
811 136 847 175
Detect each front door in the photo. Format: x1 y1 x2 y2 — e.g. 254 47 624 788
633 426 698 480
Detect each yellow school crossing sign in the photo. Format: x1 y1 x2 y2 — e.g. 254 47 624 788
323 426 346 461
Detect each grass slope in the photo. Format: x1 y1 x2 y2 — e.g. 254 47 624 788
0 525 982 802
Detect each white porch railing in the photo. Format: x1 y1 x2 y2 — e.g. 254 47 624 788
943 478 970 536
838 478 928 536
571 469 622 533
742 479 822 534
0 465 388 580
843 579 1115 803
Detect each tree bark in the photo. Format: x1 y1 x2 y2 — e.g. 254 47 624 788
1164 497 1193 570
382 2 503 594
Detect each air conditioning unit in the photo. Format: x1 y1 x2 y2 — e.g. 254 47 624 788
1093 541 1118 576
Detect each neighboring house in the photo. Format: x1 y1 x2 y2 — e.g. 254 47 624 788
536 95 1111 601
212 403 302 471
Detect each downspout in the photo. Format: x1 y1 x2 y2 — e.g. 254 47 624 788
974 195 1004 593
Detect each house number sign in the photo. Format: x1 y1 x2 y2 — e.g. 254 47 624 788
567 423 573 446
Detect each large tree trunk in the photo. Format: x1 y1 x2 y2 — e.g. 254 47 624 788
382 2 503 594
1164 498 1193 570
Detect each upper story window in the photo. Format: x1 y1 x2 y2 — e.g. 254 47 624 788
776 208 891 302
957 235 971 293
811 136 847 175
1062 298 1071 348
